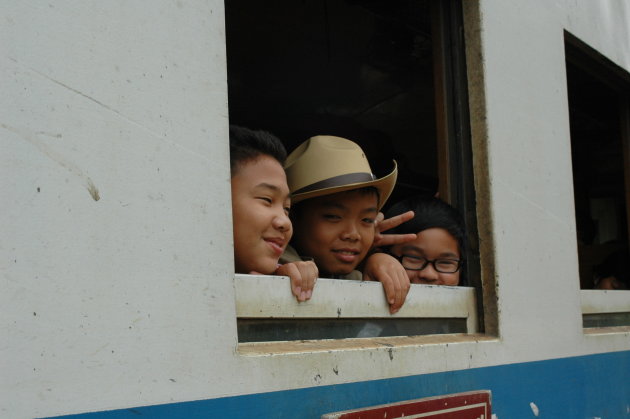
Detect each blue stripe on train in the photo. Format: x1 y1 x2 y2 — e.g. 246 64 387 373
51 350 630 419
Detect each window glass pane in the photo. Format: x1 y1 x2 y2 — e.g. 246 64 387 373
238 318 467 342
583 313 630 328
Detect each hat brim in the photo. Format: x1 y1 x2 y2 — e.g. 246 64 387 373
290 161 397 211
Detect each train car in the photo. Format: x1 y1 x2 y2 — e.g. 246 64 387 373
3 0 630 418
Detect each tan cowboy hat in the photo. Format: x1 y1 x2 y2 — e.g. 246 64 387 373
284 135 397 209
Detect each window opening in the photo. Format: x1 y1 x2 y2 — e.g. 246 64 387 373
226 0 480 341
565 33 630 329
226 0 444 199
565 34 630 291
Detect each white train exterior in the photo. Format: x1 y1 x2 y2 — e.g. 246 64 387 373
2 1 630 418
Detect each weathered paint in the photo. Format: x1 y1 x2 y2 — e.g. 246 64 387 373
2 0 630 418
48 351 630 419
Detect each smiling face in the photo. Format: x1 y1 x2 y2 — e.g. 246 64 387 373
231 155 292 274
291 189 378 276
390 227 461 286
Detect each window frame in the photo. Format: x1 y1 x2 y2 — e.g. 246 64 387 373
226 0 485 344
564 31 630 328
432 0 483 327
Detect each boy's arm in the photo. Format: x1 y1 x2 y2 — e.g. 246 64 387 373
372 211 417 249
362 253 410 314
275 261 318 302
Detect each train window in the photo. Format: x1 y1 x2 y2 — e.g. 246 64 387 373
564 33 630 328
225 0 481 342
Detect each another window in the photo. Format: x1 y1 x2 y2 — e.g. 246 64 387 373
565 33 630 328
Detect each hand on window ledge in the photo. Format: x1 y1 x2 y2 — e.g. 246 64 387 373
274 260 319 302
363 253 410 314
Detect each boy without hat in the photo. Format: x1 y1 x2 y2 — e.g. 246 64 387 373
230 126 317 301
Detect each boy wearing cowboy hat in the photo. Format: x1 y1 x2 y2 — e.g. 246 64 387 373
281 135 411 313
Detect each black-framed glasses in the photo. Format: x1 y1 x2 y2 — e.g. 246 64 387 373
390 253 461 274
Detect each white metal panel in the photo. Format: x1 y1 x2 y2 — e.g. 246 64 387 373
1 1 236 418
472 0 630 359
2 1 630 418
479 0 582 347
235 275 478 331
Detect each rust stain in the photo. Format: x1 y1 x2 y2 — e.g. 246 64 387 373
2 123 102 203
87 180 100 201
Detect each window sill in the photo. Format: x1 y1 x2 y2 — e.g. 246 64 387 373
581 290 630 329
237 333 495 356
234 274 479 343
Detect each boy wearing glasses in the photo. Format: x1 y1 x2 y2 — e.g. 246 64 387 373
383 196 465 286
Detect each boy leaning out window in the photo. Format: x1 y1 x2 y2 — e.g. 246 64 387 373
281 135 412 313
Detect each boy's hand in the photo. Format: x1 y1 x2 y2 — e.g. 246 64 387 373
372 210 417 249
275 261 318 302
362 253 410 314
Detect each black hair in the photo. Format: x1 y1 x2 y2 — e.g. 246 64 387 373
593 248 630 286
229 125 287 176
384 196 466 260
